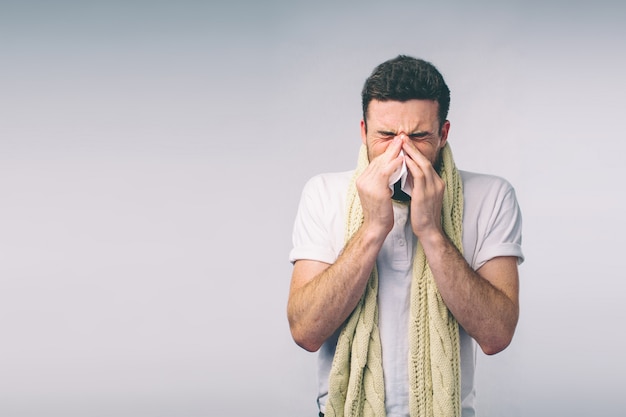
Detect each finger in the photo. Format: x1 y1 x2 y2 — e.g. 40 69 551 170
374 137 404 175
401 139 431 168
403 154 425 187
360 142 404 189
383 136 404 161
404 149 444 197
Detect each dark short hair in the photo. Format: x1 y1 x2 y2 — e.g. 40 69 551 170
361 55 450 130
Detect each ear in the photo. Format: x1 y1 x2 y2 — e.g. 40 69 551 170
360 119 367 145
439 120 450 148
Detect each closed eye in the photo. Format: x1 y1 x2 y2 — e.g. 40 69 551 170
377 130 397 139
408 132 432 140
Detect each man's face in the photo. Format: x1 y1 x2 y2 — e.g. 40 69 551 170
360 99 449 165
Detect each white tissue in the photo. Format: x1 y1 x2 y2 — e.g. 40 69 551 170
388 150 412 196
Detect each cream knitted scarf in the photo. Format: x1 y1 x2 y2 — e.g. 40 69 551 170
325 143 464 417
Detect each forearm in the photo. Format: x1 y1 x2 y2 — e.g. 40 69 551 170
420 231 519 355
288 224 386 352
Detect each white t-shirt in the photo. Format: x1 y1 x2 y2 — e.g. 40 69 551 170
289 169 524 417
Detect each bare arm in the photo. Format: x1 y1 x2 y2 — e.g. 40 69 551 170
420 232 519 355
288 137 404 352
403 138 519 355
287 224 386 352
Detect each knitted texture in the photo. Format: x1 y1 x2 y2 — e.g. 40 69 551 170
326 143 463 417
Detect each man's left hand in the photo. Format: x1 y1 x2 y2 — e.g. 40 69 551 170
401 138 445 239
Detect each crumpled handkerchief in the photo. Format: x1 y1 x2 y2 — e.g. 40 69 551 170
388 150 412 196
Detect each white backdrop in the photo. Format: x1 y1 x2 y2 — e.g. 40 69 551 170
1 1 625 416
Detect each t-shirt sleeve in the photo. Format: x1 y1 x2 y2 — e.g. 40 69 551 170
473 179 524 269
289 175 340 265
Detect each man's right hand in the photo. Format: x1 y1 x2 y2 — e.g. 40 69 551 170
288 138 404 352
355 136 405 235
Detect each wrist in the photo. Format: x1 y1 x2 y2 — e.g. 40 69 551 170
416 226 447 250
359 218 392 246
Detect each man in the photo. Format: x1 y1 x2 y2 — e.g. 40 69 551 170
288 55 523 417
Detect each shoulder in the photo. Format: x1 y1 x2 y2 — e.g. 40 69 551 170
299 170 354 206
460 170 516 196
460 170 521 218
291 171 354 264
459 170 524 267
295 170 355 227
460 170 519 208
302 170 354 193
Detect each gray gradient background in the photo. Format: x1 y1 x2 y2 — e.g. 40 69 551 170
1 1 625 416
